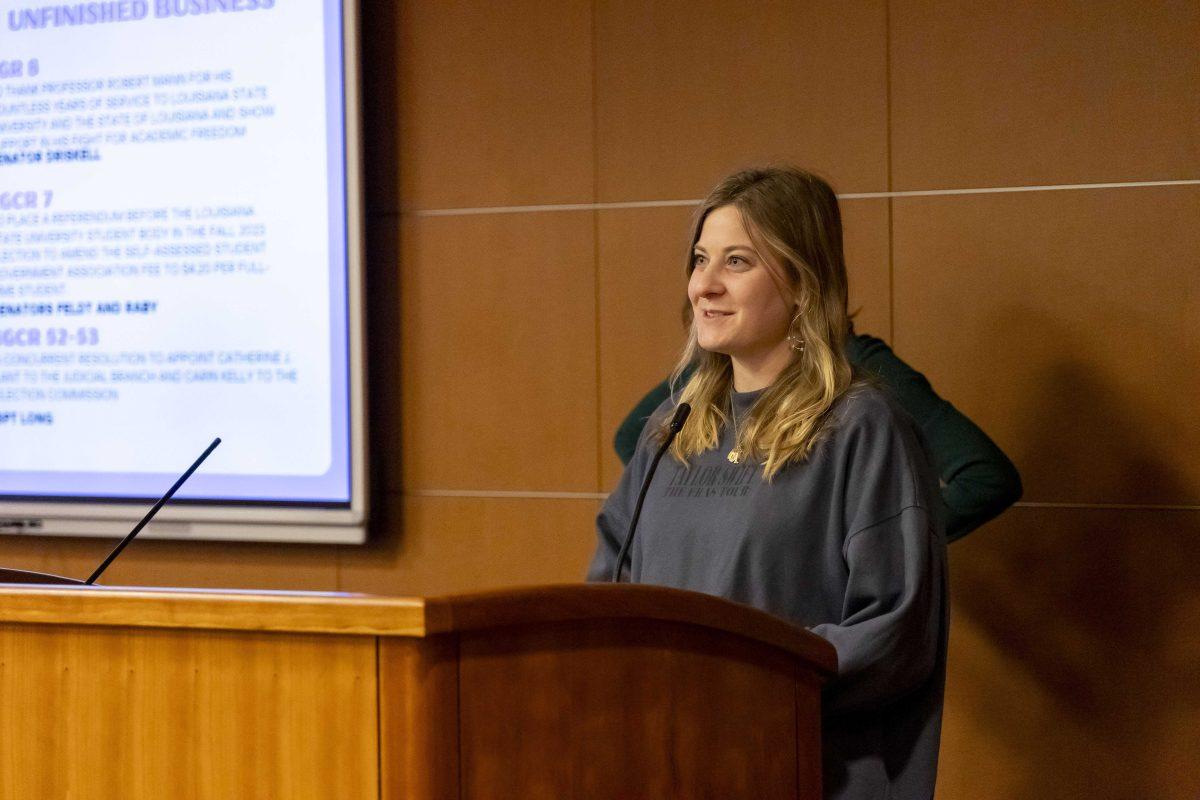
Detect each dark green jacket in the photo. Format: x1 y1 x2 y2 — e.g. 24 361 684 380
613 334 1021 542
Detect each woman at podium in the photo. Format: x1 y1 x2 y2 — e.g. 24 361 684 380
588 166 947 800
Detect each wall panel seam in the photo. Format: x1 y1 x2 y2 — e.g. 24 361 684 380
590 0 602 495
395 179 1200 217
884 0 893 194
884 0 895 344
404 491 1200 509
1014 502 1200 511
409 489 607 500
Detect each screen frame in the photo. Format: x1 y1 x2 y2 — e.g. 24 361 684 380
0 0 369 545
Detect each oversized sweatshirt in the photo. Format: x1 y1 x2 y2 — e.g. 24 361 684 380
612 332 1022 541
589 385 949 800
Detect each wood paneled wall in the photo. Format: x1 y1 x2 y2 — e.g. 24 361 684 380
3 1 1198 797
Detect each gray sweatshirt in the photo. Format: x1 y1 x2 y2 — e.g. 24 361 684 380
588 384 948 800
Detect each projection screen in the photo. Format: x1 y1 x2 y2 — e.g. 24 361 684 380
0 0 367 543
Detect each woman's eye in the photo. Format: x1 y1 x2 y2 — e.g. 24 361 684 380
729 256 747 267
692 253 706 266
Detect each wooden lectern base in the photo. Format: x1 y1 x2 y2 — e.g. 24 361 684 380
0 583 835 799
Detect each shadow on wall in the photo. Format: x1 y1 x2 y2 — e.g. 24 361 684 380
948 314 1200 799
358 0 405 558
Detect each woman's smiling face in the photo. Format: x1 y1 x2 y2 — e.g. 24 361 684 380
687 205 795 370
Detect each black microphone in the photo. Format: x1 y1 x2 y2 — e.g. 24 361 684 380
85 437 221 584
0 437 221 586
610 403 690 583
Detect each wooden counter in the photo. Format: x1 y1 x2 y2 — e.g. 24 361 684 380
0 583 835 799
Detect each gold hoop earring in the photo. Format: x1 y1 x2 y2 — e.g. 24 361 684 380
786 310 805 353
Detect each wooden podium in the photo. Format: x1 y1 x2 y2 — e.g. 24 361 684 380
0 583 836 799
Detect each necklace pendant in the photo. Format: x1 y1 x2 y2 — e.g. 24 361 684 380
727 449 742 464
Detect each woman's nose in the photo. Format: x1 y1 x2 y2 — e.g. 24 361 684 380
691 266 725 299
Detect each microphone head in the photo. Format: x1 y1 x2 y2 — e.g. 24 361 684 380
669 402 691 432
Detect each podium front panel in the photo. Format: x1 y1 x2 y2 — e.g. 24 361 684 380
0 622 378 800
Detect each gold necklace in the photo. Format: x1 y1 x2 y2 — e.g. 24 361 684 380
727 394 744 464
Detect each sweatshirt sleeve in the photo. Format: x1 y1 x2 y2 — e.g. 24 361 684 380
809 393 947 717
588 409 659 582
810 505 944 716
586 477 633 582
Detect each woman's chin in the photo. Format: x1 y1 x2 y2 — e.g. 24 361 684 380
696 336 727 354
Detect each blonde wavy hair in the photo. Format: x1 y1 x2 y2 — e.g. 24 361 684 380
660 166 858 479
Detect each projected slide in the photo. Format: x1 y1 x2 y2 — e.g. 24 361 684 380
0 0 351 505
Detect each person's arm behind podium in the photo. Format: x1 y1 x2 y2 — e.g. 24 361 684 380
846 333 1022 541
613 372 686 466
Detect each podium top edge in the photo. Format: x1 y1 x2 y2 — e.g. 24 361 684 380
0 583 427 637
0 583 837 674
426 584 837 675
